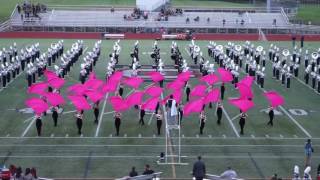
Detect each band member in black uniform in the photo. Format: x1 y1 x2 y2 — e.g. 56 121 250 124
220 83 225 100
186 84 191 102
139 106 145 126
118 84 124 97
93 101 99 124
239 112 247 135
52 106 59 127
216 102 223 125
199 111 206 135
156 110 163 135
35 115 42 136
75 110 83 135
267 107 274 126
178 104 184 124
114 112 121 136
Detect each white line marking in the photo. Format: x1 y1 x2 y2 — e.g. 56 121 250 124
23 116 35 123
0 72 24 92
62 110 76 115
2 155 320 159
95 93 109 137
148 113 154 125
21 117 35 137
222 107 240 137
103 111 115 115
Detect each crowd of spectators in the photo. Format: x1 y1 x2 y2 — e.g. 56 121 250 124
16 1 47 20
124 7 148 21
1 165 38 180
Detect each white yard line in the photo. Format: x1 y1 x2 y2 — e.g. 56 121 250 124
95 93 109 137
62 110 77 115
222 107 240 137
103 111 115 115
23 116 35 123
1 136 320 140
21 117 36 137
2 155 320 159
148 113 154 125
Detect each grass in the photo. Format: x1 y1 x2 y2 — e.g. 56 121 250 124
0 39 319 179
296 5 320 25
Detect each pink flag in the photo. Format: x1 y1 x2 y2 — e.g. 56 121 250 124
200 74 219 85
109 96 129 112
85 90 104 103
177 71 192 82
48 78 65 89
228 98 254 112
28 82 48 95
84 78 104 90
204 89 220 104
68 95 91 111
190 85 207 97
217 68 233 82
172 90 182 103
88 72 97 80
45 93 65 106
148 71 164 82
239 76 254 88
141 97 159 111
44 70 58 81
25 98 49 115
264 91 284 108
166 80 185 90
144 86 162 97
126 91 144 106
183 98 204 116
123 77 144 89
101 81 118 93
68 84 86 95
237 83 254 99
109 71 123 83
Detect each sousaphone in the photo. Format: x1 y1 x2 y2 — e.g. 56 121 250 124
256 46 264 53
311 52 319 60
215 45 223 53
235 45 242 52
282 49 290 57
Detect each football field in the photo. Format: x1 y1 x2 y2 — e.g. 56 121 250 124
0 39 320 179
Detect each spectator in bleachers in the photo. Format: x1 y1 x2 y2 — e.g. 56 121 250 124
273 19 277 26
222 19 226 27
241 19 245 26
142 164 154 175
111 6 115 13
186 17 190 24
220 167 238 179
207 17 210 23
14 167 23 180
129 166 138 177
23 168 33 180
192 156 206 180
31 167 37 179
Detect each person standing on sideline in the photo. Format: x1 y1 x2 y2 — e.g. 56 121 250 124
114 112 122 136
267 106 274 126
75 110 84 135
93 101 99 124
178 104 184 124
292 34 296 48
129 166 138 177
35 115 42 136
220 83 225 100
52 106 59 127
199 111 206 135
142 164 154 175
216 102 223 125
239 112 247 135
192 156 206 180
156 110 163 135
301 35 305 48
305 139 314 167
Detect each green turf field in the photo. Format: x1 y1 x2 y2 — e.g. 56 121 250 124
296 5 320 25
0 39 320 179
